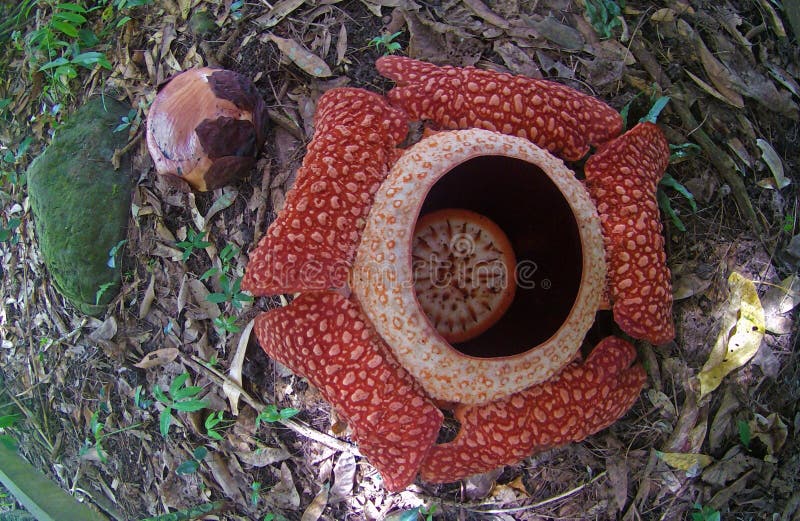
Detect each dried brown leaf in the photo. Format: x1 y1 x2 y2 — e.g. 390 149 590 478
329 452 356 502
755 138 790 190
708 387 740 452
492 40 541 78
335 24 348 66
301 485 329 521
268 34 332 77
134 348 180 369
255 0 306 28
606 456 629 512
224 319 254 416
186 279 221 319
271 462 301 510
702 446 755 487
462 0 510 29
207 451 246 506
139 273 156 319
529 15 585 50
236 447 291 467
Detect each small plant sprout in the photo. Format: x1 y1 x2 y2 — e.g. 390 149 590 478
255 405 300 429
94 281 117 305
691 503 721 521
0 217 21 244
176 228 212 261
80 410 142 463
107 239 127 268
369 31 403 55
204 411 233 441
133 385 153 409
250 481 262 507
213 315 241 334
658 173 697 233
583 0 625 39
206 275 253 309
176 446 208 475
153 373 209 437
114 107 140 133
0 405 21 450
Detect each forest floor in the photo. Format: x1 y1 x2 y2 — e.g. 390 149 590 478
1 0 799 520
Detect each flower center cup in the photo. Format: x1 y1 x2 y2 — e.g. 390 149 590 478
352 129 607 405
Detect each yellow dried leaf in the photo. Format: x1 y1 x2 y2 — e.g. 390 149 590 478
268 34 332 77
656 450 713 473
698 272 765 399
650 8 676 23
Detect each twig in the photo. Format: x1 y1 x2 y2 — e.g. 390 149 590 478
183 354 359 456
111 130 143 170
627 37 764 235
669 98 765 235
444 470 608 514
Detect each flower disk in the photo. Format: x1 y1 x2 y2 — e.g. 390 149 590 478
242 88 409 295
254 292 443 491
585 122 675 345
376 56 623 161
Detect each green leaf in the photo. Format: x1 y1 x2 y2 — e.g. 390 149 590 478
192 446 208 460
172 400 208 413
172 385 202 401
53 11 87 24
51 20 79 38
279 408 300 420
71 51 111 70
176 460 199 475
200 267 219 281
0 414 21 429
169 373 190 397
159 409 173 437
738 419 751 448
152 385 170 405
57 3 89 13
38 57 70 71
669 142 702 164
641 96 670 124
660 172 697 212
206 293 229 304
657 188 686 232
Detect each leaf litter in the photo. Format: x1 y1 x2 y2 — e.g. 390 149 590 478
0 0 798 519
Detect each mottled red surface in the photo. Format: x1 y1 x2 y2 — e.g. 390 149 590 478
585 122 675 345
376 56 623 161
242 88 408 295
254 292 443 491
419 337 646 483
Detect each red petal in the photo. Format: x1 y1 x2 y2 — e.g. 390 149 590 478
419 336 645 484
376 56 622 161
254 292 443 491
585 122 675 344
242 88 408 295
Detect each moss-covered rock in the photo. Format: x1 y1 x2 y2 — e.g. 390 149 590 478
27 97 133 315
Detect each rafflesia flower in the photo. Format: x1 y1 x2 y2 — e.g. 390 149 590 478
242 57 674 491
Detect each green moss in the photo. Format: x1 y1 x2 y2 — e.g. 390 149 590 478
27 96 133 315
